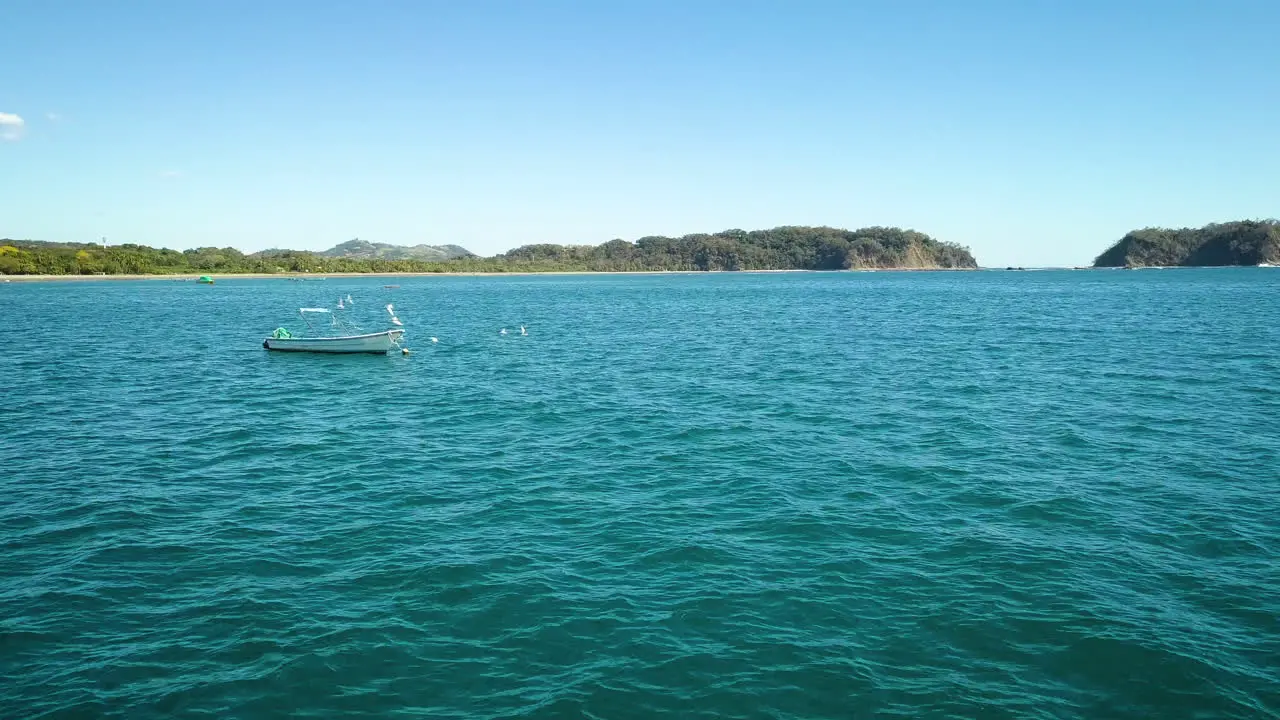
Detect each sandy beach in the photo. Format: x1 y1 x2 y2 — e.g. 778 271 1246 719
0 271 717 282
0 268 985 282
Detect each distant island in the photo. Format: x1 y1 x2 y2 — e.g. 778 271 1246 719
0 226 977 276
1093 220 1280 268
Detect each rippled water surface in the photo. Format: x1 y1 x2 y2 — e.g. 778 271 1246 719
3 270 1279 719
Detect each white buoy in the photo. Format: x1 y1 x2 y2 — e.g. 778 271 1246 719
430 337 438 343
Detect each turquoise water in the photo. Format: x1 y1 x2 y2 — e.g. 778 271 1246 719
2 270 1278 719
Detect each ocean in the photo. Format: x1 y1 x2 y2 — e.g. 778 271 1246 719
2 269 1277 719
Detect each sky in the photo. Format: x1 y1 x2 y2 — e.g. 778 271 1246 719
2 0 1277 266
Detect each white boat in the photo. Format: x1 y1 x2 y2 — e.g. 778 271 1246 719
263 329 405 353
262 306 407 354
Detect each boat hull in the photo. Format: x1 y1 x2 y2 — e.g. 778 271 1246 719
263 330 405 354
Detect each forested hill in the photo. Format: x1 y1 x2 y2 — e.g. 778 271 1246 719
1093 220 1280 268
497 226 976 271
320 239 473 261
0 226 976 275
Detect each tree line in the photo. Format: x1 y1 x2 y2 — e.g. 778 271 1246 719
0 226 977 275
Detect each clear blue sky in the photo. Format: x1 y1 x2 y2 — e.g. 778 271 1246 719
2 0 1276 266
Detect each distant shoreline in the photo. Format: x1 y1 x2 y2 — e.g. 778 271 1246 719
4 267 1273 283
0 268 982 282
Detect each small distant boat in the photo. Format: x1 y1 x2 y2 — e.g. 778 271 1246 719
384 284 400 289
262 306 406 354
197 275 214 284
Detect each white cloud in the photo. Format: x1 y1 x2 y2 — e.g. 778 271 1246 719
0 112 24 141
46 112 61 122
